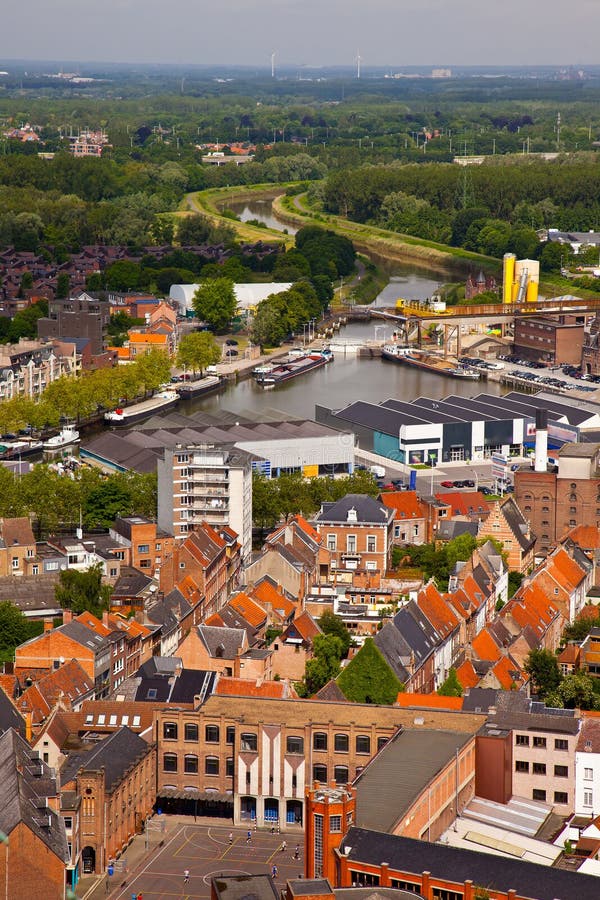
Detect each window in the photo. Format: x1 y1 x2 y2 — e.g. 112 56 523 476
163 753 177 773
584 790 594 807
356 735 371 754
313 732 328 751
226 757 234 777
327 534 337 551
532 789 546 802
205 725 220 743
366 535 376 553
226 726 235 745
330 815 342 833
334 733 349 753
313 764 327 782
205 756 219 775
334 765 349 784
515 734 529 746
163 722 177 740
286 736 304 754
377 737 388 752
137 544 149 554
63 816 73 830
241 733 257 751
554 791 568 804
11 557 19 570
554 765 568 778
585 767 593 780
532 763 546 775
32 565 39 575
346 535 357 553
184 755 198 774
109 567 118 577
555 739 568 751
184 723 198 742
515 760 529 773
391 880 420 894
533 736 546 748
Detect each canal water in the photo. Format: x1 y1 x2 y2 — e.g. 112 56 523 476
193 200 503 420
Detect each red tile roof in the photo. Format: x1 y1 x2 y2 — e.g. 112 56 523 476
396 693 463 710
379 491 424 520
251 581 295 619
215 678 298 699
435 491 490 518
228 592 267 628
456 660 479 690
472 628 502 662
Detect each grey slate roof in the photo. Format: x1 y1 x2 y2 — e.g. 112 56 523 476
500 497 535 552
340 826 600 900
197 624 246 659
0 728 69 862
59 726 151 792
373 622 411 683
0 688 25 736
392 601 440 665
355 727 472 832
316 494 394 526
111 566 154 598
60 620 109 651
437 519 479 541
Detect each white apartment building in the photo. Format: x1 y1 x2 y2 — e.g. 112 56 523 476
157 444 252 564
575 718 600 817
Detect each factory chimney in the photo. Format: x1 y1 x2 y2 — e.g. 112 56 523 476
534 408 548 472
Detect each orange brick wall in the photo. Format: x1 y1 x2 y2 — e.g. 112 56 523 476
0 821 65 900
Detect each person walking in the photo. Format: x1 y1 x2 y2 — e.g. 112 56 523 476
184 869 190 884
280 840 287 853
229 832 234 844
246 829 252 844
293 845 300 860
271 864 279 879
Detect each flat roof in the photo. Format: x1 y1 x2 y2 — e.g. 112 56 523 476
354 728 472 832
212 875 278 900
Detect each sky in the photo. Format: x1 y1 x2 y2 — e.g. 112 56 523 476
1 0 598 68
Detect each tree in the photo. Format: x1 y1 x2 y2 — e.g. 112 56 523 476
318 611 351 657
546 672 600 711
176 332 221 374
55 272 70 299
437 667 463 697
0 601 42 658
337 638 402 704
192 278 237 332
300 633 344 696
251 473 281 531
55 564 112 618
525 648 561 701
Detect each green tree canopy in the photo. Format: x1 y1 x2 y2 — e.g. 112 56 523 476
0 601 43 659
54 564 112 619
300 634 344 696
337 637 402 705
524 648 561 701
437 667 463 697
546 672 600 711
318 610 351 657
192 277 237 332
176 331 221 373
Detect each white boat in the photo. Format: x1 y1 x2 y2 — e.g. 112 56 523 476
43 427 80 451
104 390 179 425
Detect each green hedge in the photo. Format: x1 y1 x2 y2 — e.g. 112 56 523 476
337 638 402 705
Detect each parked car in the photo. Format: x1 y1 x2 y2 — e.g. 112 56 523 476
225 339 239 346
463 479 475 488
440 480 454 488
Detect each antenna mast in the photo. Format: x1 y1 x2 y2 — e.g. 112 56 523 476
356 49 361 80
271 51 276 79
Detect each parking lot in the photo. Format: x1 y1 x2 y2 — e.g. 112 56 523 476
110 824 303 900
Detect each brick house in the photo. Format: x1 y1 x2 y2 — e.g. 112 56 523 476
379 491 427 545
314 495 395 578
480 497 536 573
15 659 95 732
59 726 155 875
109 516 176 574
154 695 485 829
0 517 36 576
0 729 69 900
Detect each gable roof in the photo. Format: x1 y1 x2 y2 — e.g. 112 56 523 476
0 688 26 736
228 592 268 628
0 516 35 547
59 726 150 792
197 624 246 659
0 728 68 862
471 628 502 663
455 659 479 690
435 491 490 518
251 580 296 619
284 610 321 643
498 497 535 552
379 491 424 520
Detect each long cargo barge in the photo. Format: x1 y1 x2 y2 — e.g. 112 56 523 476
382 345 480 380
104 390 179 425
253 348 333 387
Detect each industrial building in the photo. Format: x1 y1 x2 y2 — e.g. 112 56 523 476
316 391 600 465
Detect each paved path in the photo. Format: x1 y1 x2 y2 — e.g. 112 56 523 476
94 822 303 900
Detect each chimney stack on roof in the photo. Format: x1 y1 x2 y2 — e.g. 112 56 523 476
534 408 549 473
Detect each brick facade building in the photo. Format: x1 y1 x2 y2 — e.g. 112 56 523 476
513 314 584 365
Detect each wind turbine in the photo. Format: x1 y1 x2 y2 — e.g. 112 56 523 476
271 51 276 79
356 49 361 80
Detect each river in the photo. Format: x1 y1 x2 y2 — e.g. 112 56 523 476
186 199 503 420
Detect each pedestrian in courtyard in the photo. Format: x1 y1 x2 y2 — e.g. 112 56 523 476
280 839 287 853
229 832 234 844
294 845 300 860
184 869 190 884
271 864 278 879
246 829 252 844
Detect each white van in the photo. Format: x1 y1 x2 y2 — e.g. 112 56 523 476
206 366 219 376
368 465 386 478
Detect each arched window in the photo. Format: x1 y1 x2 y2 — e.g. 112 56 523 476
184 755 198 774
163 722 177 740
334 733 349 752
205 756 219 775
205 725 220 743
163 753 177 773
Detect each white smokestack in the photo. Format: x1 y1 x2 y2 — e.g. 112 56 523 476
534 409 548 473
